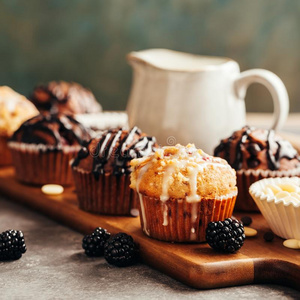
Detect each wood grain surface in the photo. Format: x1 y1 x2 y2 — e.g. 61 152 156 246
0 167 299 290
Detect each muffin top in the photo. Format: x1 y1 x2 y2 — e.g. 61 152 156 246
0 86 39 137
214 126 300 171
130 144 237 201
72 127 157 178
11 113 91 148
30 81 102 115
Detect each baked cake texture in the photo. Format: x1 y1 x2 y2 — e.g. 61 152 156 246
130 144 237 242
0 86 38 166
9 113 91 185
72 126 157 215
214 126 300 211
30 81 102 115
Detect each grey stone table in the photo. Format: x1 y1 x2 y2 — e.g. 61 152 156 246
0 197 299 300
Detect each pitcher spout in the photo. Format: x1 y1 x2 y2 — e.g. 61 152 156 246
127 48 234 72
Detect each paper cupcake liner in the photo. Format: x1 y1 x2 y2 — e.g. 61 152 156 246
137 193 237 243
236 167 300 212
8 142 79 185
0 136 12 166
72 166 138 216
249 177 300 240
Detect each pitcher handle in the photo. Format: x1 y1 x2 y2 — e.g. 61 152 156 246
234 69 289 130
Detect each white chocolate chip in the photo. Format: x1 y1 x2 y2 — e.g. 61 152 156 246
283 239 300 250
278 183 300 193
41 184 64 195
264 187 275 197
244 227 257 237
275 191 290 200
264 184 282 194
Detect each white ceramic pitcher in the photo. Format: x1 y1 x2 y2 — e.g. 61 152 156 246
126 49 289 153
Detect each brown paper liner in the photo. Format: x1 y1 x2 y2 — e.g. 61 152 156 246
0 136 12 166
9 142 78 185
72 167 138 215
138 193 237 242
236 167 300 212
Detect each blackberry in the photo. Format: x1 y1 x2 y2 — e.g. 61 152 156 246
104 233 139 267
82 227 111 257
0 229 27 261
206 218 245 253
241 216 252 226
263 231 274 242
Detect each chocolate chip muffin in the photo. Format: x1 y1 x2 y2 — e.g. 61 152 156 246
214 126 300 211
130 144 237 242
72 126 157 215
0 86 39 166
9 113 91 185
30 81 102 115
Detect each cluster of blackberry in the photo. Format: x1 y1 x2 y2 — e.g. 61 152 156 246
82 227 139 267
0 230 27 261
206 218 245 253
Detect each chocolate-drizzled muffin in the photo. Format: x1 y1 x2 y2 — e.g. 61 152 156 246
30 81 102 115
72 127 157 215
11 113 90 148
9 113 91 185
214 126 300 211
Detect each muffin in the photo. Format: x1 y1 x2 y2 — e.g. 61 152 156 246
72 127 157 215
0 86 39 166
214 126 300 212
9 113 91 185
130 144 237 242
30 81 102 115
250 177 300 240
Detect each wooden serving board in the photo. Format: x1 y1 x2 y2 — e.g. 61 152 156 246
0 166 299 290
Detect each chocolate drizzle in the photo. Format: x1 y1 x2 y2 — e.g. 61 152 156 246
11 113 91 148
214 126 299 171
30 81 102 115
72 127 157 178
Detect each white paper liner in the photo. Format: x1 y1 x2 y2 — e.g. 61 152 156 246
249 177 300 240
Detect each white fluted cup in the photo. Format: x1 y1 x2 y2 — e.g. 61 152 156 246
249 177 300 240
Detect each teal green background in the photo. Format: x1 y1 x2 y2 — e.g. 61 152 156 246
0 0 299 112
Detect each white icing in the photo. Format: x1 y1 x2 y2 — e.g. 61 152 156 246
136 163 151 235
190 227 197 241
139 193 150 235
136 163 150 193
162 203 168 226
186 165 201 202
160 165 176 201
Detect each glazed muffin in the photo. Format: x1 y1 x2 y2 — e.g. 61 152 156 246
9 113 91 185
214 126 300 211
30 81 102 115
130 144 237 242
0 86 39 166
72 126 157 215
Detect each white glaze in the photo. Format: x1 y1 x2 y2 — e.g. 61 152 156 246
160 165 176 202
139 193 150 236
162 203 168 226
